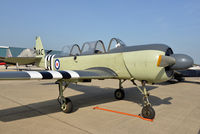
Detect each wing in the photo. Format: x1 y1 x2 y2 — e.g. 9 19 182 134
0 67 117 80
0 57 41 65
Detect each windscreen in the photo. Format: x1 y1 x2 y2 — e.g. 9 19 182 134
70 44 81 56
108 38 126 51
60 44 73 56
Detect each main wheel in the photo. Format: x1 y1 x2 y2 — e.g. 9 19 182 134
60 98 73 113
114 89 125 100
141 105 155 119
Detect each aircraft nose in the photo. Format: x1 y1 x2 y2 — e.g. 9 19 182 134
170 54 194 70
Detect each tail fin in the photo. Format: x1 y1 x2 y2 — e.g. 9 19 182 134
34 36 46 69
6 48 13 57
35 36 45 57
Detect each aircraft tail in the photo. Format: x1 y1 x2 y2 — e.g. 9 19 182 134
6 48 13 57
35 36 45 57
34 36 46 68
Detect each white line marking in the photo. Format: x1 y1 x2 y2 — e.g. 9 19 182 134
25 71 43 79
44 55 48 69
64 70 80 78
47 55 52 70
51 55 56 70
47 71 63 79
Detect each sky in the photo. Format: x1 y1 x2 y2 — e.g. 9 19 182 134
0 0 200 63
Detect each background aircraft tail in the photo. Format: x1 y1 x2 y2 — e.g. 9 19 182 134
6 48 13 57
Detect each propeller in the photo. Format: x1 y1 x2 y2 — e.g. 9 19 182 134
157 54 194 70
157 55 176 68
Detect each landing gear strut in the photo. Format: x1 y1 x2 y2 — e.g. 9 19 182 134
114 79 126 100
56 80 73 113
131 80 155 119
55 78 155 119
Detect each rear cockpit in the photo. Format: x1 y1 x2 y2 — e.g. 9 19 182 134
81 40 106 55
60 38 126 57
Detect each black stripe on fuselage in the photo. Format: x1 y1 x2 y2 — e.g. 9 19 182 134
49 55 52 70
59 71 71 79
40 71 53 79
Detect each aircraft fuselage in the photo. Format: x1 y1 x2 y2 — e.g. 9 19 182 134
41 44 173 83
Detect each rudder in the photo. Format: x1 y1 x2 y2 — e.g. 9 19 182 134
35 36 45 57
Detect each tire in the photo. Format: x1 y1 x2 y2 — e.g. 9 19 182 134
141 105 155 119
60 98 73 113
114 89 125 100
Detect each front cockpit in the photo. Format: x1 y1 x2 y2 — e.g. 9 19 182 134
108 38 126 51
69 44 81 56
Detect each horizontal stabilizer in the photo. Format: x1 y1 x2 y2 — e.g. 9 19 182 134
0 57 41 65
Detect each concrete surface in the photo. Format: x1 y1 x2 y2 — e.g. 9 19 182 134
0 67 200 134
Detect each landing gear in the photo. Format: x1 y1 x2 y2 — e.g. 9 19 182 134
60 97 73 113
114 79 126 100
141 105 155 119
131 80 155 119
55 78 155 119
114 89 125 100
5 65 8 69
56 80 73 113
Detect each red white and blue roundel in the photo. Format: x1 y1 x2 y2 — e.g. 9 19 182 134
55 59 60 70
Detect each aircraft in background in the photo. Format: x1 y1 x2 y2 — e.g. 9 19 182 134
0 46 13 69
0 37 195 119
0 39 57 70
170 65 200 82
0 62 6 65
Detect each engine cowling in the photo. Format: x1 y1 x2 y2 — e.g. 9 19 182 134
123 45 194 83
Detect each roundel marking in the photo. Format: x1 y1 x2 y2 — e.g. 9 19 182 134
55 59 60 70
